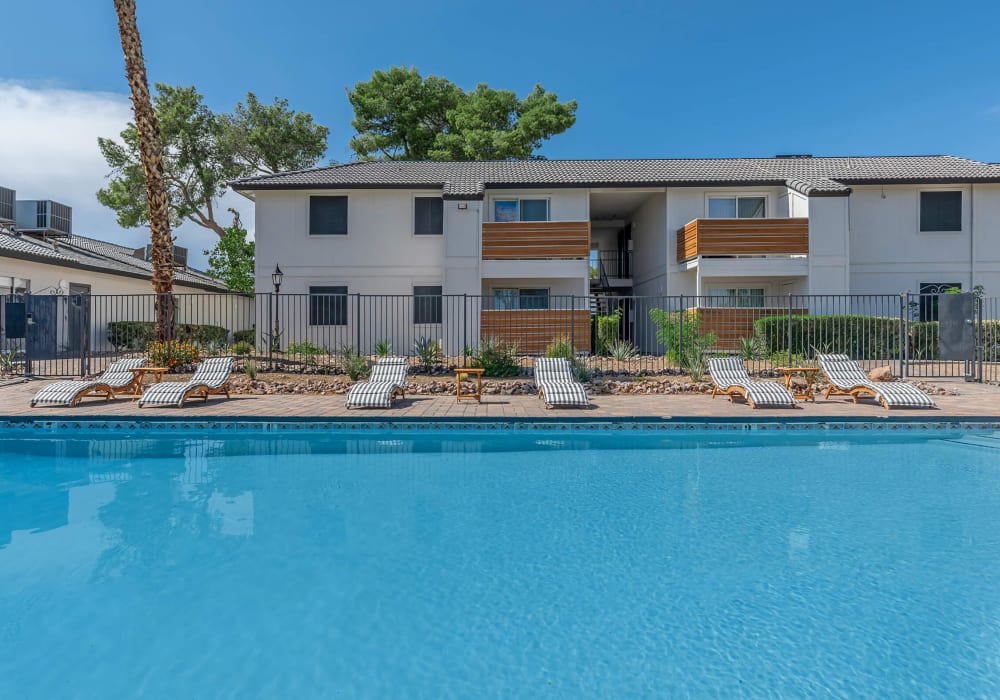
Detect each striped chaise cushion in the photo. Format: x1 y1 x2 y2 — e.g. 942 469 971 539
818 354 935 409
534 357 589 407
31 357 147 407
708 357 796 408
346 358 409 408
137 357 234 408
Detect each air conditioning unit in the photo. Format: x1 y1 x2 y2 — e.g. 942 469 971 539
134 244 189 269
0 187 15 224
15 200 72 237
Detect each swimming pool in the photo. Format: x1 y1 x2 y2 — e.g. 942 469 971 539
2 423 1000 696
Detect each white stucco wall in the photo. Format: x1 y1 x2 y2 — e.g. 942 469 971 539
630 191 667 296
806 196 850 294
483 189 589 222
848 184 1000 296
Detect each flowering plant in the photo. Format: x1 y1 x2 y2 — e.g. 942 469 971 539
147 340 200 369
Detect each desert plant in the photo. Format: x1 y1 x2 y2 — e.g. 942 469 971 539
682 338 714 381
230 340 253 356
233 329 255 346
244 360 258 380
737 336 762 361
607 338 639 362
573 361 593 383
768 350 806 367
413 336 442 368
288 339 326 365
374 339 392 358
469 337 520 377
544 336 575 360
595 308 622 355
339 344 371 380
0 348 20 374
649 308 714 365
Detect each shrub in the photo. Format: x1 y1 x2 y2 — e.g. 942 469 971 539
339 345 371 380
738 336 762 361
184 324 228 347
147 340 199 369
544 336 575 360
244 361 258 380
595 308 621 355
607 338 639 362
108 321 154 350
230 340 253 356
753 314 901 360
469 337 520 377
374 339 392 358
233 329 255 346
768 350 807 368
288 339 326 365
413 336 442 368
648 308 717 369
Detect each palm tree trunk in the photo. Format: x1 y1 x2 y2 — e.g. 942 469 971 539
113 0 174 342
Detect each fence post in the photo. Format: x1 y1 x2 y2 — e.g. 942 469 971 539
571 295 576 353
977 294 984 383
355 294 361 351
787 294 793 361
900 293 908 379
678 294 684 369
462 294 468 368
268 292 274 370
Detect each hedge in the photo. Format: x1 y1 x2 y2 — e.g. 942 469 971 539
233 329 255 346
753 315 1000 361
107 321 229 350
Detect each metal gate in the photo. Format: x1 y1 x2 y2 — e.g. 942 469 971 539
904 292 980 381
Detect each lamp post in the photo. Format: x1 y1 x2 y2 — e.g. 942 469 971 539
271 265 283 356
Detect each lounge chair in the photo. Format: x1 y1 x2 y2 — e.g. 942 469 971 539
345 356 410 409
534 357 589 408
137 356 234 408
817 353 936 409
30 357 147 407
708 357 797 409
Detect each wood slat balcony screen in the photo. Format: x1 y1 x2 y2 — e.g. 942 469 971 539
482 221 591 260
481 309 592 354
689 306 808 351
676 218 809 263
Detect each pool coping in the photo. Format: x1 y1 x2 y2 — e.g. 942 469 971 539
4 415 1000 432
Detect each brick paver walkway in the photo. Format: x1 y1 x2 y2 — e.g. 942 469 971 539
2 378 998 419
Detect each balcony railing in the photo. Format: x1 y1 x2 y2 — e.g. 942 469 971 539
482 221 591 260
676 218 809 263
594 250 632 280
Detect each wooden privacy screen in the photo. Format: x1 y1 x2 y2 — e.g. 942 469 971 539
677 218 809 262
690 306 808 351
482 221 591 259
481 309 592 354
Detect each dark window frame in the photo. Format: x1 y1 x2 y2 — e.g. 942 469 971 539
919 191 962 232
413 285 443 324
309 285 348 326
309 196 349 236
918 282 961 322
413 197 444 236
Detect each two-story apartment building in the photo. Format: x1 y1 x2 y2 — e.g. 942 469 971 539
233 155 1000 354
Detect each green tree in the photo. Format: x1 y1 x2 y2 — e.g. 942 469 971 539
98 84 329 237
348 66 576 161
205 217 254 293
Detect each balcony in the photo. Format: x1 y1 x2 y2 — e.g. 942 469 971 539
482 221 591 260
594 250 632 281
676 218 808 264
480 308 592 354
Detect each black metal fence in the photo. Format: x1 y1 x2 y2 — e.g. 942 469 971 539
1 291 997 382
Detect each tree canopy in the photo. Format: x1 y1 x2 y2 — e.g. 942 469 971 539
98 84 329 237
348 67 576 161
205 220 255 293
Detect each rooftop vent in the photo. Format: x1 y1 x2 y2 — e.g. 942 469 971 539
0 187 14 224
774 154 813 159
134 244 188 269
15 200 72 237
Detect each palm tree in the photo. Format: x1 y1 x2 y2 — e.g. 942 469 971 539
113 0 174 341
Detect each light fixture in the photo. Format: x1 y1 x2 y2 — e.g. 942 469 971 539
457 202 468 210
271 264 284 293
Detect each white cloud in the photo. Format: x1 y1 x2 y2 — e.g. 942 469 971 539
0 82 253 269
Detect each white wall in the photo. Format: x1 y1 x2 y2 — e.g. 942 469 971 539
849 184 1000 296
806 196 850 294
480 277 585 300
483 189 589 222
630 191 667 296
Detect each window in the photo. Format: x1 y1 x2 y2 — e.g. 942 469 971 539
708 196 766 218
920 191 962 232
413 285 442 324
918 282 961 321
414 197 443 235
309 286 347 325
493 288 549 310
707 287 766 308
493 199 550 222
309 196 348 235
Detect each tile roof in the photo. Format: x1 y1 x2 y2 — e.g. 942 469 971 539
0 232 228 291
231 155 1000 198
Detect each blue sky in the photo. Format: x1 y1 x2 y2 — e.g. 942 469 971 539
2 0 998 264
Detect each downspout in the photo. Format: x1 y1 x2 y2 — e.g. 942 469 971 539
970 185 976 292
844 193 851 294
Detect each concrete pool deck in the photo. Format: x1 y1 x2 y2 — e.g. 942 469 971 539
2 377 998 420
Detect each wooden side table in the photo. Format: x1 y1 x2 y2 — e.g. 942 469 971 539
130 366 169 399
455 368 486 403
778 366 820 402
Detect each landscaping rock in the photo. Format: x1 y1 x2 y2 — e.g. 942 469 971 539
868 366 894 381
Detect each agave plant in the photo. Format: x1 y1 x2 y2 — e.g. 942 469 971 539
607 338 639 362
413 336 442 368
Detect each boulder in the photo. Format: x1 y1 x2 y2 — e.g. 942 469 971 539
868 366 894 382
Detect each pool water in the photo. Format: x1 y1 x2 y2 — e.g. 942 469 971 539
2 428 1000 697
